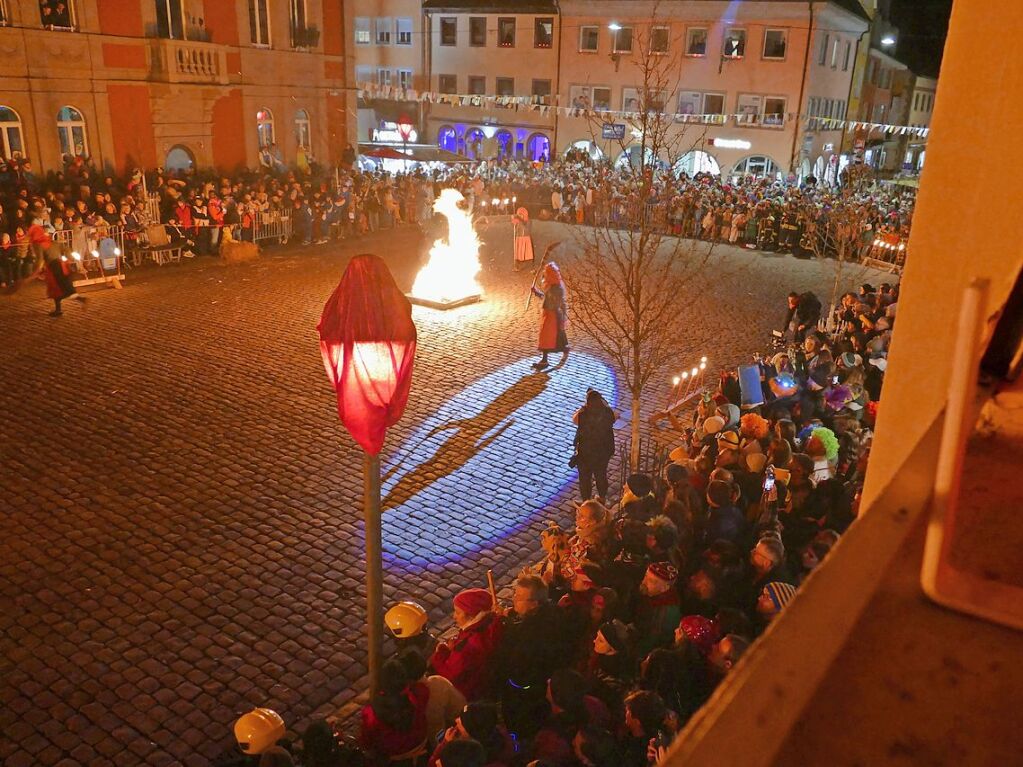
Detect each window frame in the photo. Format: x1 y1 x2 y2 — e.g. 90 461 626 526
763 96 787 128
831 38 840 68
376 68 392 87
0 106 24 159
439 17 457 47
497 17 515 48
375 17 392 46
762 28 787 60
612 25 633 54
438 74 457 94
249 0 272 47
396 17 413 46
649 25 670 54
469 16 486 47
843 40 851 70
534 16 553 48
722 27 746 59
579 25 599 52
294 109 310 149
685 26 708 56
56 105 89 157
468 75 486 95
397 69 413 89
591 86 612 111
702 92 726 116
39 0 77 30
818 33 829 65
495 76 515 97
255 107 275 149
531 78 552 101
354 17 370 46
155 0 185 40
288 0 307 47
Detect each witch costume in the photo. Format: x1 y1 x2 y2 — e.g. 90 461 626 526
531 262 569 370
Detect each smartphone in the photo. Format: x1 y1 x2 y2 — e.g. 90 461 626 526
763 465 776 492
832 375 840 385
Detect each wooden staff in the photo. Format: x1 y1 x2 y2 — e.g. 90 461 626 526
486 569 498 611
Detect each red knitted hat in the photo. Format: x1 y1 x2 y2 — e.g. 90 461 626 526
453 588 493 616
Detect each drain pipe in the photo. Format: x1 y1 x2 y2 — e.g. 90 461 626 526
789 1 814 178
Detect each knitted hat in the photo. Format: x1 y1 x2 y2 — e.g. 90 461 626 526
764 582 798 612
626 473 653 497
702 415 726 436
597 619 631 655
453 588 492 616
678 615 720 656
647 561 678 585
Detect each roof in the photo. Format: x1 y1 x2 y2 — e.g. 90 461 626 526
423 0 869 22
422 1 558 12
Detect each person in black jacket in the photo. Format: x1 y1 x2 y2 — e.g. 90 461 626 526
573 389 616 503
784 291 822 341
494 575 570 742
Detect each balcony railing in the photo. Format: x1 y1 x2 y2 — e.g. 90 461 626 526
291 25 319 49
149 38 227 84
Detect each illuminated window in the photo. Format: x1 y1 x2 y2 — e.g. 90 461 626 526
256 108 275 148
57 106 88 157
498 18 515 47
723 28 746 58
0 106 24 159
535 17 553 48
39 0 75 29
295 109 310 148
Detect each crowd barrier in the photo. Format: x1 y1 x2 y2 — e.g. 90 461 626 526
51 225 127 288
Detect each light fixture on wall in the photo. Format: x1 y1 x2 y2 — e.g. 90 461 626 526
608 22 622 71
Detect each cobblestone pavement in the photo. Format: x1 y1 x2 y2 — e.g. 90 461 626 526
0 220 890 766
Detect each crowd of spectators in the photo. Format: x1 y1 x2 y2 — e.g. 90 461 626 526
0 149 913 289
220 282 896 767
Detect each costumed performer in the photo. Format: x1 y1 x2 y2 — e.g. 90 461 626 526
511 207 535 270
530 262 569 370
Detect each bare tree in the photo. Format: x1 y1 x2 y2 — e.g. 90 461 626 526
561 10 721 469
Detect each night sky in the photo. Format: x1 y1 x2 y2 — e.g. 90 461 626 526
889 0 954 77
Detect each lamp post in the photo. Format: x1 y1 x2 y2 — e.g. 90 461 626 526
318 254 418 694
397 118 414 174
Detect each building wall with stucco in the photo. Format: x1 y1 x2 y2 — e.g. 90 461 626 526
0 0 355 174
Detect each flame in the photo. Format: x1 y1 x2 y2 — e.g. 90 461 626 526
410 189 483 304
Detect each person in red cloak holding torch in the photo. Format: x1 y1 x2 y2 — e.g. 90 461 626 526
531 262 569 370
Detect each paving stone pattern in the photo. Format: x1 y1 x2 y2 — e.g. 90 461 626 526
0 221 889 765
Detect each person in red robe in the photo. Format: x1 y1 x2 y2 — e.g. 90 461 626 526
430 588 504 701
531 262 569 370
359 658 431 764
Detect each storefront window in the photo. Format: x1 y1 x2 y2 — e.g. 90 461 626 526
438 126 457 154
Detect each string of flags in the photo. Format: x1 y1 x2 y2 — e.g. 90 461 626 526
356 81 930 139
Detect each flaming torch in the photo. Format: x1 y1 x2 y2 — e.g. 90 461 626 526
408 189 483 310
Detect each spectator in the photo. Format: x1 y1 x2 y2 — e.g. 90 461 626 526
430 588 503 701
358 659 430 764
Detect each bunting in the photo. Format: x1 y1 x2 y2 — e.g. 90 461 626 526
356 81 931 139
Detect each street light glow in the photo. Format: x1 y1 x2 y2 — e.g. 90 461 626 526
608 22 621 31
881 35 896 46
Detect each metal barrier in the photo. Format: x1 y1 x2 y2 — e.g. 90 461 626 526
252 211 292 245
52 225 127 288
145 193 162 224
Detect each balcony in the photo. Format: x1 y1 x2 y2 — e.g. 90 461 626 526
149 38 227 85
291 26 320 50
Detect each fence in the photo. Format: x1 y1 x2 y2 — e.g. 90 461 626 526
252 211 293 245
145 193 162 224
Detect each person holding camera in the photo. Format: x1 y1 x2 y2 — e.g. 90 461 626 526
572 389 616 503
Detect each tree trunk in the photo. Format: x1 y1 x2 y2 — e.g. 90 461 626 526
630 394 641 471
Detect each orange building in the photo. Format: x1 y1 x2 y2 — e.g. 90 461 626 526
0 0 356 174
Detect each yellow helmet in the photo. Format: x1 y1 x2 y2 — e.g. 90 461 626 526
234 708 285 754
384 601 428 638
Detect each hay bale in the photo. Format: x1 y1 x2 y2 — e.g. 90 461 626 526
220 241 260 264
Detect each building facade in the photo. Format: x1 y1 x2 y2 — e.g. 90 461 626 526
422 1 560 162
418 0 867 180
351 0 426 146
0 0 355 175
904 74 936 173
556 0 867 181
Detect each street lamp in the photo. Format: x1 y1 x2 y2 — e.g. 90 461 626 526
880 35 896 46
318 254 418 695
608 22 622 71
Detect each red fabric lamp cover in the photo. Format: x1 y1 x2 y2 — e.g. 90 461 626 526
317 254 417 455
